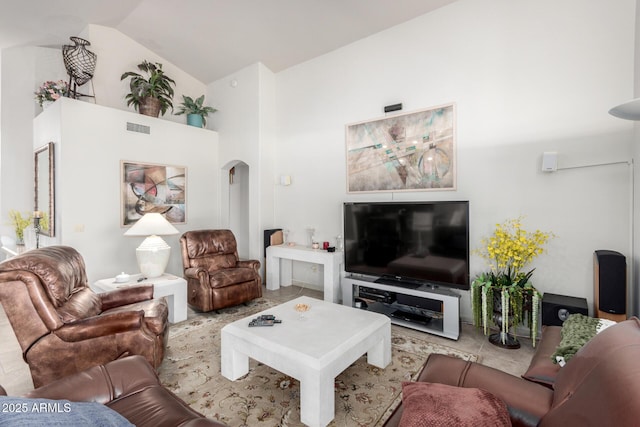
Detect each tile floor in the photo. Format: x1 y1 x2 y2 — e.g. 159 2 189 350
0 284 536 395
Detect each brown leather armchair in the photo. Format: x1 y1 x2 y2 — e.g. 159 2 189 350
384 317 640 427
180 229 262 312
0 246 168 387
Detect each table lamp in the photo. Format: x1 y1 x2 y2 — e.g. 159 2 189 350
124 213 179 278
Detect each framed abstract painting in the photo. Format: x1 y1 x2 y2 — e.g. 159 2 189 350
345 103 456 193
121 161 187 226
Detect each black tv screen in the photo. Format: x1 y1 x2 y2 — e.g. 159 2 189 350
343 201 470 290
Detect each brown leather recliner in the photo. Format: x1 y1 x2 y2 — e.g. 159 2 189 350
0 246 168 387
180 230 262 312
384 317 640 427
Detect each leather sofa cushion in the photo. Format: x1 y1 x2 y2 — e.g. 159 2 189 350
57 287 102 323
398 382 510 427
209 268 258 288
191 254 237 272
521 325 562 387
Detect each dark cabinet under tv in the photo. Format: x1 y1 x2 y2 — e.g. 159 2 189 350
342 275 460 340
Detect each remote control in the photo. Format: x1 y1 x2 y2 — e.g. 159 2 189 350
249 319 275 327
259 315 276 320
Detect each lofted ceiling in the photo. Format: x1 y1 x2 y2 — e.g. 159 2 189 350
0 0 458 83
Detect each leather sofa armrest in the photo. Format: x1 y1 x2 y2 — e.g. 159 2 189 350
420 354 553 427
55 311 144 342
99 285 154 311
237 259 260 271
24 355 158 404
184 267 208 279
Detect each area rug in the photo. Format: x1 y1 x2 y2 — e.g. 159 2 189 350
159 298 479 427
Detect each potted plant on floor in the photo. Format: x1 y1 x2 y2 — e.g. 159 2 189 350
471 217 554 349
120 60 176 117
175 94 217 128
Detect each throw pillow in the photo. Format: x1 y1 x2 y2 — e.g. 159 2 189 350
0 396 134 426
398 382 511 427
551 313 616 366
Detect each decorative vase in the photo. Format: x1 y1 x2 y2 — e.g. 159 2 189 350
42 101 54 109
489 290 520 349
139 97 162 117
186 114 203 128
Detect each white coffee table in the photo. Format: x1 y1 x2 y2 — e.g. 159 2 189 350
93 273 187 323
221 296 391 427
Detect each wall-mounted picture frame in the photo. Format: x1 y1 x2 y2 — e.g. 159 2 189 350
345 103 456 193
121 161 187 226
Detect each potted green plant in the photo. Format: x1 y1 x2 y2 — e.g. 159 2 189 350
175 95 217 128
471 217 554 349
120 61 175 117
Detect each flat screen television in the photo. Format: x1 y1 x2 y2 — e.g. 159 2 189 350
343 201 470 290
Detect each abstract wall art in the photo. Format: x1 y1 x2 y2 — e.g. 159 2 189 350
121 161 187 226
346 103 456 193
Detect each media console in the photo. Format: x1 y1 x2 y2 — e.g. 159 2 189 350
342 275 460 340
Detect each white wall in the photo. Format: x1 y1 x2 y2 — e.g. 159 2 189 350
272 0 637 319
208 63 277 267
0 46 64 236
33 97 219 282
81 25 209 125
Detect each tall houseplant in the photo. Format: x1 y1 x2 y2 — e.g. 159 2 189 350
120 61 175 117
175 94 217 128
471 217 554 348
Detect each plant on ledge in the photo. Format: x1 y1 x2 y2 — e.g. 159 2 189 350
34 80 69 107
175 94 217 128
120 60 176 117
471 217 554 349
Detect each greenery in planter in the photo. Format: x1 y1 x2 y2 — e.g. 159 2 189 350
8 210 32 244
120 60 176 116
175 94 217 126
471 217 554 346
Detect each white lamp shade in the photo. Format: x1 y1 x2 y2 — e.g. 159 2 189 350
124 213 179 236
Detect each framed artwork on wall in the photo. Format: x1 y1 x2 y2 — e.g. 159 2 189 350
121 161 187 226
345 103 456 193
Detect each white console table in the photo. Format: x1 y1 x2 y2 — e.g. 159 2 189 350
266 244 343 303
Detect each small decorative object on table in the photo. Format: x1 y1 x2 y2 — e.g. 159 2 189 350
471 217 554 349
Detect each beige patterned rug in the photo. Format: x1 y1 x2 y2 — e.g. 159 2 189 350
159 298 479 427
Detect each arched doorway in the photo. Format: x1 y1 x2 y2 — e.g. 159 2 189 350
221 160 250 258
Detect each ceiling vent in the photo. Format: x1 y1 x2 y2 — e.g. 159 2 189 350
126 122 150 134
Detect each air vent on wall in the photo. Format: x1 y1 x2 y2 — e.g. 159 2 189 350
126 122 150 134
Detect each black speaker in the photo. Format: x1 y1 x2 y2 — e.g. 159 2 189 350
594 250 626 322
542 293 588 326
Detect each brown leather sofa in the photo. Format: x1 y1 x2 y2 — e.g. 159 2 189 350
180 230 262 312
0 246 168 387
384 317 640 427
0 355 225 427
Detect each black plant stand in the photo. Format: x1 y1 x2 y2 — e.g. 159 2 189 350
489 331 520 349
